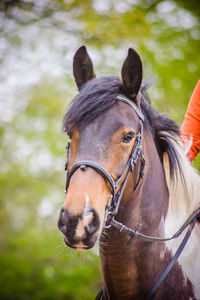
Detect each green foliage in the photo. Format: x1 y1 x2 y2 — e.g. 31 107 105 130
0 82 102 299
0 228 101 300
0 0 199 299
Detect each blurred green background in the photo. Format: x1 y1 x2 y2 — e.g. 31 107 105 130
0 0 199 299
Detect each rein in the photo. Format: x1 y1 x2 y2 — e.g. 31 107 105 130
108 207 200 244
96 211 199 300
64 94 200 299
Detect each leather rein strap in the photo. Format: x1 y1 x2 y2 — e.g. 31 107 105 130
109 207 200 244
96 209 200 300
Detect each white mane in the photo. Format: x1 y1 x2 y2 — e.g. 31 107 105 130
163 135 200 299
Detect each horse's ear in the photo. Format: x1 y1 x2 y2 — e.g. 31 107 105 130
121 48 143 105
73 45 96 90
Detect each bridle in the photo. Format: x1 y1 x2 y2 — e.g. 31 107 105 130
64 94 200 300
65 94 145 220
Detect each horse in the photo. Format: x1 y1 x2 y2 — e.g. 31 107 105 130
57 45 200 299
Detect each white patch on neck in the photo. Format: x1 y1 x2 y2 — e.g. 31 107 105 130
163 145 200 299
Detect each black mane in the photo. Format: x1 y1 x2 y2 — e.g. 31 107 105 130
63 76 180 179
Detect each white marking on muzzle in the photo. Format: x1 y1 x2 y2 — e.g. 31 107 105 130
75 195 93 239
83 194 90 217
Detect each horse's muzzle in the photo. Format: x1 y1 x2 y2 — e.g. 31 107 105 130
57 207 100 249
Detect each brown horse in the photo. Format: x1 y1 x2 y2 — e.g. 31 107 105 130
58 46 200 299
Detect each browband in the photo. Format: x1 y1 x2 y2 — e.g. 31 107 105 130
116 95 144 122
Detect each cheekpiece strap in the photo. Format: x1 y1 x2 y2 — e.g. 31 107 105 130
65 141 70 171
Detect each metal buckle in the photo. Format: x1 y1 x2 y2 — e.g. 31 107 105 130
127 223 142 246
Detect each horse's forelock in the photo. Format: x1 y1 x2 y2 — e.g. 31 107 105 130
63 76 123 135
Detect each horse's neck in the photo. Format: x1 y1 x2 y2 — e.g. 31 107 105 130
99 131 169 299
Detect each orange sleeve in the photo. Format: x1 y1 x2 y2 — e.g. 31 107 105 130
181 80 200 161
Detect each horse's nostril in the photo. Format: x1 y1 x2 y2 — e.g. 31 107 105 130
58 207 70 235
87 209 100 235
58 220 67 234
87 222 98 234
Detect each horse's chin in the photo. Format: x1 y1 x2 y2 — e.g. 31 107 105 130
64 237 97 251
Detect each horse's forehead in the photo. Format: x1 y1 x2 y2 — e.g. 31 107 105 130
80 102 139 141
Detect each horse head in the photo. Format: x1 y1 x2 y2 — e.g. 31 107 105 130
58 46 144 250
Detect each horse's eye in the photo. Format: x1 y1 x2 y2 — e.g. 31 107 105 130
122 132 135 143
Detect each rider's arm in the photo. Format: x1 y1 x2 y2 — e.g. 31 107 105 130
181 80 200 162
